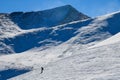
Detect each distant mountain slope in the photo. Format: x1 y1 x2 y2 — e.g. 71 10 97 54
0 19 91 53
0 10 120 54
9 5 90 29
68 11 120 44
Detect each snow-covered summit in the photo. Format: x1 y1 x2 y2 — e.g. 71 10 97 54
9 5 90 29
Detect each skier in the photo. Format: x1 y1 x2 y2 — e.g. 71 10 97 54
41 67 44 74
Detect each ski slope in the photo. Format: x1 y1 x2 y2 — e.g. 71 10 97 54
7 31 120 80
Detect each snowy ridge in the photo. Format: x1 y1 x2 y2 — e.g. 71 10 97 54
89 32 120 48
9 5 90 29
66 10 120 45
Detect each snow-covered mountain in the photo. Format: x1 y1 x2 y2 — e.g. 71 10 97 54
0 5 120 80
0 5 90 54
9 5 90 29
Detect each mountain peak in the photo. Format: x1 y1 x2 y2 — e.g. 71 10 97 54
52 5 73 10
9 5 90 29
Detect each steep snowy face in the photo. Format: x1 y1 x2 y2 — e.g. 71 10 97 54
0 18 92 54
0 14 21 37
68 11 120 44
9 5 90 29
46 11 120 58
0 14 22 54
105 11 120 34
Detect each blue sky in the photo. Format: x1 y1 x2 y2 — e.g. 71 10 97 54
0 0 120 17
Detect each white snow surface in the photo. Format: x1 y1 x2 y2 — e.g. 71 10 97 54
0 5 120 80
0 14 22 38
90 32 120 48
1 35 120 80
